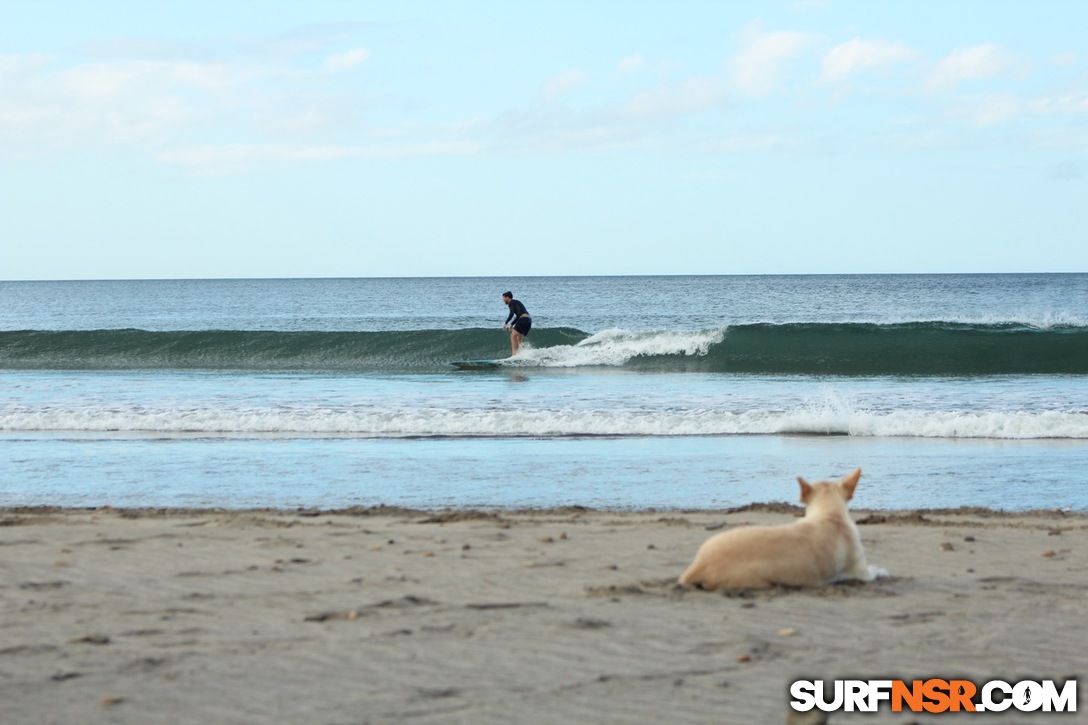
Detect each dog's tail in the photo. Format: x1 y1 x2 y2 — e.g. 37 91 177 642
678 561 702 587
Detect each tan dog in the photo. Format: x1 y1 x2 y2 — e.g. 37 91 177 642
679 469 887 590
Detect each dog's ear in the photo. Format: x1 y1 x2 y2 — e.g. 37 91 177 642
840 468 862 499
797 477 813 503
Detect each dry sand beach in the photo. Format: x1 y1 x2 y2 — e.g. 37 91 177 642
1 505 1084 724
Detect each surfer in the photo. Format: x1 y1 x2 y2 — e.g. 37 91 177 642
502 291 531 357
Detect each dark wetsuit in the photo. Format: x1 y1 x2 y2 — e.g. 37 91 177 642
505 299 532 335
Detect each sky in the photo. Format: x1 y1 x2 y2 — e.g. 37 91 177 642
1 0 1086 280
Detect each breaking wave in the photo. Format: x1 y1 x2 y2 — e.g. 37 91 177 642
2 321 1087 375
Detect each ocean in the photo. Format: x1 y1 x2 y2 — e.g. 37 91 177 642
1 274 1086 511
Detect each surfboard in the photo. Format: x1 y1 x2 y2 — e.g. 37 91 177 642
451 359 505 370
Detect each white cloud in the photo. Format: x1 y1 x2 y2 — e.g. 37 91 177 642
623 76 727 120
0 56 225 151
820 38 915 83
939 90 1088 131
1030 91 1088 117
158 139 482 174
164 61 243 91
1051 51 1078 68
706 132 799 153
928 44 1011 91
57 59 242 98
966 92 1022 126
5 18 1085 173
0 53 52 75
324 48 370 72
541 69 588 100
728 20 815 95
60 62 145 97
884 129 952 151
618 54 645 72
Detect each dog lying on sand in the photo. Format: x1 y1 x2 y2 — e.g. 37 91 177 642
679 469 887 591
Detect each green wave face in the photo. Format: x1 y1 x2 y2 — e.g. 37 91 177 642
1 323 1086 375
696 322 1088 375
0 328 590 372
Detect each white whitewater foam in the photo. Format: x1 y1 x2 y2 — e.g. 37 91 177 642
512 328 726 368
2 402 1086 439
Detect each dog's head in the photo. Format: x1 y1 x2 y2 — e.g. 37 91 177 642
797 468 861 508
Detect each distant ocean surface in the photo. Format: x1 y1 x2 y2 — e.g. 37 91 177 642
1 274 1086 511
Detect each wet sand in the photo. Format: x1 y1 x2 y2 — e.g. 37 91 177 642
1 505 1084 723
